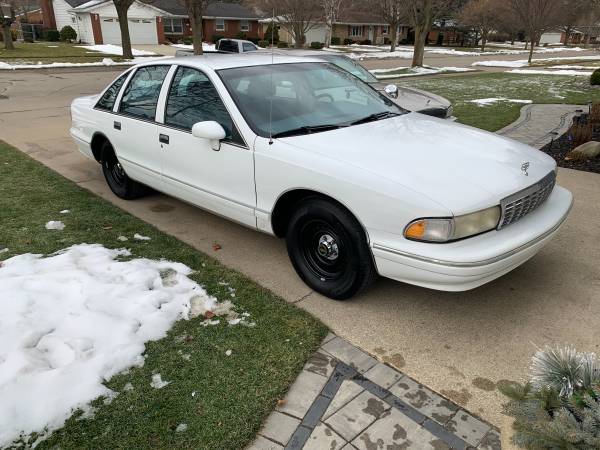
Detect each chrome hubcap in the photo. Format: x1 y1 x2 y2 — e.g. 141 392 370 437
317 234 339 261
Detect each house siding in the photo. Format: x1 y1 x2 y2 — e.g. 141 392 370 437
53 0 76 31
75 13 93 44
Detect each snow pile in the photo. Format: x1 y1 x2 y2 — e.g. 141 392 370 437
77 44 156 56
472 59 529 68
150 374 170 389
45 220 65 230
347 50 413 60
371 65 475 79
171 43 217 52
0 244 234 447
473 55 600 68
133 233 151 241
0 56 169 70
468 98 533 106
508 69 594 76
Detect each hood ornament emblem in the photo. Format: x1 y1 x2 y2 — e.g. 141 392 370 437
521 162 530 176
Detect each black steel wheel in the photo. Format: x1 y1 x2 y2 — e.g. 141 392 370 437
100 140 148 200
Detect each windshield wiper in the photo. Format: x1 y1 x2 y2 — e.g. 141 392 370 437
350 111 401 126
271 124 347 138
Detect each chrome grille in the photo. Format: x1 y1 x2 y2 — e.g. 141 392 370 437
498 171 556 229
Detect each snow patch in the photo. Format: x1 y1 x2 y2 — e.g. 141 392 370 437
133 233 151 241
117 235 129 242
508 69 594 76
371 66 475 79
45 220 65 230
0 244 232 447
175 423 188 433
468 98 533 106
59 209 70 214
0 248 8 254
150 374 171 389
171 43 216 52
77 44 156 56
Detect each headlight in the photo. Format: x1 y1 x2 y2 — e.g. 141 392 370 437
404 206 501 242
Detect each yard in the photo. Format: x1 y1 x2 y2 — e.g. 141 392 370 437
0 140 327 449
400 72 600 131
0 42 127 64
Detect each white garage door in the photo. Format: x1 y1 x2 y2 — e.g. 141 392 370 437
100 17 158 45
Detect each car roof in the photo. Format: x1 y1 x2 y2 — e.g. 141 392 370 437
137 53 326 71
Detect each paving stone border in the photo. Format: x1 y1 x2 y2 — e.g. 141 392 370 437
248 334 501 450
496 103 585 149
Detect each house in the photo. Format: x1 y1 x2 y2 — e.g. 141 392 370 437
38 0 263 45
263 11 407 46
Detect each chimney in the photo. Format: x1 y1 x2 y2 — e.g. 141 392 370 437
40 0 57 30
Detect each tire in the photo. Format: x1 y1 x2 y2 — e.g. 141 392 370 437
286 197 377 300
100 140 148 200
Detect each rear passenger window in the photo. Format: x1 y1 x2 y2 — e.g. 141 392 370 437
242 42 256 52
96 72 128 111
119 65 170 121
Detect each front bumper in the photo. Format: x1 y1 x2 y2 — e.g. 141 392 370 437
371 186 573 291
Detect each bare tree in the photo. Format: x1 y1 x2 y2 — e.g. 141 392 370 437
582 0 600 46
323 0 343 47
371 0 405 52
554 0 586 45
495 3 522 45
459 0 499 51
509 0 559 63
1 2 15 50
180 0 211 55
401 0 459 67
271 0 320 48
113 0 135 58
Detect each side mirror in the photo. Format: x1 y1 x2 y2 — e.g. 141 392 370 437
384 84 399 99
192 121 226 151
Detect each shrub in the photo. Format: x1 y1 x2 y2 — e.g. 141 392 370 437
383 37 390 45
211 34 224 44
343 38 354 45
310 41 324 49
60 25 77 43
568 123 593 149
44 29 60 42
182 37 193 45
236 31 247 40
258 40 269 48
277 42 288 48
591 68 600 86
264 22 279 44
330 36 341 45
360 39 372 45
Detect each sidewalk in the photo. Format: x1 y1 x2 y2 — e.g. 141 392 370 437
496 104 584 148
249 334 500 450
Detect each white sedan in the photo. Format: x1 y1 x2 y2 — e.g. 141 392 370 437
70 54 573 300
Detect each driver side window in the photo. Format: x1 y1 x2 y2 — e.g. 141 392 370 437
165 66 243 145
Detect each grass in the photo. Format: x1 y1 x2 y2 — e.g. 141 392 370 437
0 140 327 450
0 42 126 64
399 72 600 131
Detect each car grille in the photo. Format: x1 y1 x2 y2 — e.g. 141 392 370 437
498 171 556 229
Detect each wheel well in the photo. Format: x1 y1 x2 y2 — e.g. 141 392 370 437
271 189 363 238
90 133 110 162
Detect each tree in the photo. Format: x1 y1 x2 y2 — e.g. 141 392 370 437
271 0 320 48
60 25 77 43
459 0 500 51
401 0 460 67
509 0 560 63
113 0 135 59
582 0 600 46
554 0 587 45
323 0 343 47
371 0 405 52
495 3 522 45
1 2 15 50
181 0 211 55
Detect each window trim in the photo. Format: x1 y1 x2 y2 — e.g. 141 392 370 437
93 69 133 112
215 18 225 31
350 25 362 37
115 64 172 122
164 17 183 34
240 19 250 32
161 64 248 149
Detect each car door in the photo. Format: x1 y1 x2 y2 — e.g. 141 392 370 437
111 64 170 188
157 65 256 228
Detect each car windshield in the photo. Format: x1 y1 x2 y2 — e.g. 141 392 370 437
319 55 379 83
218 62 404 138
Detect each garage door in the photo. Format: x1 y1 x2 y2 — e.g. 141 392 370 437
100 17 158 45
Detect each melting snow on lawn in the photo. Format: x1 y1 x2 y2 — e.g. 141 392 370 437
473 55 600 68
0 244 249 447
507 69 594 76
45 220 65 230
77 44 156 56
371 66 475 79
468 98 533 106
0 56 169 70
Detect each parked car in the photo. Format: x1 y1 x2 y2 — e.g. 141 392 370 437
175 39 260 57
70 54 573 299
278 50 453 119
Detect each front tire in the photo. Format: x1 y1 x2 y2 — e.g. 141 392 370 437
286 198 377 300
101 141 148 200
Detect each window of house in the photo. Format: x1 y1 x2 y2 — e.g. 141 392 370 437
350 26 362 37
119 65 170 121
240 20 250 32
215 18 225 31
164 18 183 33
96 72 129 111
165 66 243 144
381 25 389 34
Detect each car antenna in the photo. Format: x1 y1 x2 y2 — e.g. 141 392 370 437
268 8 275 145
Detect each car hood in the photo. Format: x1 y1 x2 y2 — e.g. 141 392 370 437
372 82 451 113
278 114 556 215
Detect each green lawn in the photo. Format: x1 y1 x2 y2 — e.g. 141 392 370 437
399 72 600 131
0 141 327 450
0 42 126 64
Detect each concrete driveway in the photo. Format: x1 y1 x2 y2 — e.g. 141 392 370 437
1 69 599 430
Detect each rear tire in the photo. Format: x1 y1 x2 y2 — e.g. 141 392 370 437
286 197 377 300
101 141 148 200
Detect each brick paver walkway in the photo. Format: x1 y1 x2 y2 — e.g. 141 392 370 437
496 104 586 149
248 334 500 450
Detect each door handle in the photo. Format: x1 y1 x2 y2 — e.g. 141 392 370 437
114 121 121 130
159 134 169 144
